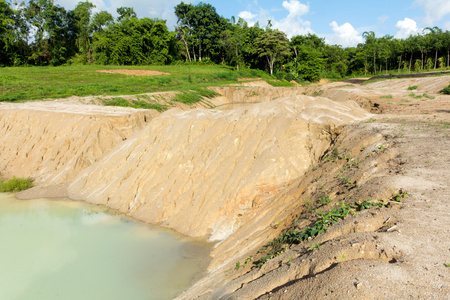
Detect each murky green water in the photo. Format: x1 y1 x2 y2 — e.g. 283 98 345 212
0 193 209 300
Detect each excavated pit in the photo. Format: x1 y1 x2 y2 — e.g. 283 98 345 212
2 75 448 299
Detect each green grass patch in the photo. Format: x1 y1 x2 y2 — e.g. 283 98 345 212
103 97 168 112
0 65 243 102
407 85 418 90
380 94 393 99
0 177 34 192
409 92 423 99
266 80 295 87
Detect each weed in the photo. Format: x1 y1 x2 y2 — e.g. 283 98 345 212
0 176 34 192
422 93 435 100
365 118 377 123
407 85 418 90
380 94 393 99
308 242 321 251
445 263 450 268
440 84 450 94
318 195 332 205
409 92 423 99
312 89 324 97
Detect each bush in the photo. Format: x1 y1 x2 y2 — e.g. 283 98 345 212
0 177 34 192
441 84 450 95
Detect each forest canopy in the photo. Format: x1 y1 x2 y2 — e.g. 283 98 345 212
1 0 450 82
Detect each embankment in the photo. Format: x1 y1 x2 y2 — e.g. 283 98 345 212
0 102 156 184
67 96 370 240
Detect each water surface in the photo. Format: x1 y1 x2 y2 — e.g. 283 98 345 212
0 193 209 300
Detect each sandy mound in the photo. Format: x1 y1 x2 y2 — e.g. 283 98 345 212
97 69 170 76
68 96 370 240
0 102 156 184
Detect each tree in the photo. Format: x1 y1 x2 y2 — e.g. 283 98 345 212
362 31 377 74
116 6 136 21
73 1 95 62
423 27 443 69
174 2 228 63
255 30 290 75
92 17 175 65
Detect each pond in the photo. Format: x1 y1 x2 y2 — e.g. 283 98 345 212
0 193 210 300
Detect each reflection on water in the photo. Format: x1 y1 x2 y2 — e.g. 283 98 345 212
0 193 209 300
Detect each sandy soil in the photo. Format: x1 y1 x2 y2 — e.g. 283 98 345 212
96 69 170 76
211 76 450 299
4 74 450 299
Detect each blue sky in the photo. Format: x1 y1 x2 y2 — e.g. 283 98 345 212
55 0 450 47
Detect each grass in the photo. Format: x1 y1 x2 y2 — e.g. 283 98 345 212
103 97 168 111
0 176 34 192
0 65 268 102
235 197 396 269
407 85 418 90
266 80 296 87
380 94 393 99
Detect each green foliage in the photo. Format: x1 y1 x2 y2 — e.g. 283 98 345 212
172 88 219 105
266 80 295 87
0 176 34 192
407 85 418 90
255 30 290 75
380 94 393 99
103 97 168 112
308 242 321 252
441 84 450 95
318 195 332 205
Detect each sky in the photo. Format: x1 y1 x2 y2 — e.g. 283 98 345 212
54 0 450 47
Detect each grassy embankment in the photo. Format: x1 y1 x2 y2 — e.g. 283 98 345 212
0 177 34 192
0 65 275 110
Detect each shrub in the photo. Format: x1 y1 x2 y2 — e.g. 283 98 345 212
0 177 34 192
441 84 450 95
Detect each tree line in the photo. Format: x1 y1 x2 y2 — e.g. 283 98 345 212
1 0 450 81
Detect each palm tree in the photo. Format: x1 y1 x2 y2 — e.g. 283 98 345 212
363 31 377 74
423 27 443 69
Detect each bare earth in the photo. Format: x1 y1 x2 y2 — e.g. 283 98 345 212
2 75 449 299
96 69 170 76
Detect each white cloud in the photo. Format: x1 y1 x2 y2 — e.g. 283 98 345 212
282 0 309 17
414 0 450 26
54 0 190 29
326 21 363 47
378 15 389 25
445 21 450 31
238 11 257 24
394 18 420 39
238 0 313 37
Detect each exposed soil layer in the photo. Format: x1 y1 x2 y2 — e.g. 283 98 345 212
1 74 449 299
96 69 170 76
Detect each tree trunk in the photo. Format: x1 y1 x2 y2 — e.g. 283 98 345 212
409 52 413 72
267 56 274 75
192 45 196 61
434 48 438 69
447 49 449 68
365 56 367 76
421 50 424 70
398 54 402 73
373 50 376 74
181 36 191 62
